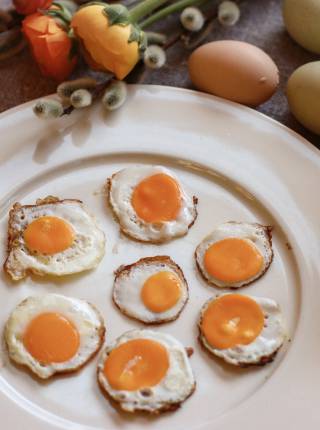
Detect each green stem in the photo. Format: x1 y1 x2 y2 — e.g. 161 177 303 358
146 31 167 45
129 0 169 23
139 0 207 28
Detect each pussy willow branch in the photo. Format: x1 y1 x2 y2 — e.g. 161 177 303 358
139 0 208 28
62 75 114 115
129 0 169 23
135 7 218 85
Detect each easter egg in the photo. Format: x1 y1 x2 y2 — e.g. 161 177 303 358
188 40 279 107
283 0 320 54
287 61 320 135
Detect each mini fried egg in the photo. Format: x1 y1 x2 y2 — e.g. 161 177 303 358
198 294 286 366
4 196 105 280
97 329 195 413
4 294 105 379
107 165 198 243
195 222 273 288
113 256 188 324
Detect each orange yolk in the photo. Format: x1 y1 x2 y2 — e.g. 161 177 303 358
204 238 263 283
201 294 264 349
131 173 181 223
23 312 80 364
23 216 75 255
103 338 169 391
141 271 182 313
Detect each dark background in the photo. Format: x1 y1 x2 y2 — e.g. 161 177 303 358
0 0 319 149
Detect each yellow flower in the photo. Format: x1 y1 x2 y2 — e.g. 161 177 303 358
71 4 142 80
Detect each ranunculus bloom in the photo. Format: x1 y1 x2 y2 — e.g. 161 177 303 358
71 4 140 80
22 12 77 82
14 0 52 15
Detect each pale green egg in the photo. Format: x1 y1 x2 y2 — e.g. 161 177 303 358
283 0 320 54
287 61 320 135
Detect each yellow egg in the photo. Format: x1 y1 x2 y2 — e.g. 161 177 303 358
287 61 320 135
188 40 279 107
97 329 196 413
5 294 105 379
283 0 320 54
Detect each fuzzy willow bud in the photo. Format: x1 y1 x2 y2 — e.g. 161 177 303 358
218 1 240 26
143 45 166 69
180 7 205 32
33 99 64 119
57 77 97 101
70 89 92 108
102 81 127 111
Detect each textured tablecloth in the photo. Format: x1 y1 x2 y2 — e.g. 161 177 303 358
0 0 319 149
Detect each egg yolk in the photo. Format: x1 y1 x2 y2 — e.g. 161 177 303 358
141 271 182 313
131 173 181 223
23 216 75 255
204 238 263 283
201 294 264 349
103 338 169 391
23 312 80 364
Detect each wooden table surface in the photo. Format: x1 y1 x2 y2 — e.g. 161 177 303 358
0 0 319 149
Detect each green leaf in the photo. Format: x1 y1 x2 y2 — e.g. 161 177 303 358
138 31 147 52
42 5 71 28
51 1 72 22
128 25 147 52
128 25 140 44
103 4 130 26
53 0 78 14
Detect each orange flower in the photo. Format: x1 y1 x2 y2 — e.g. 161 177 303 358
22 12 77 82
71 4 143 80
14 0 52 15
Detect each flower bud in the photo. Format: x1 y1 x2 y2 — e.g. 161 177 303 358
70 89 92 108
180 7 205 32
13 0 52 15
218 1 240 26
71 4 144 79
33 99 64 119
102 81 127 111
143 45 166 69
57 78 97 101
22 10 77 82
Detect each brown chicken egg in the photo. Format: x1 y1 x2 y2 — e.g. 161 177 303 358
188 40 279 107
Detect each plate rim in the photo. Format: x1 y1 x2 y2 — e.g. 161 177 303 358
0 84 319 157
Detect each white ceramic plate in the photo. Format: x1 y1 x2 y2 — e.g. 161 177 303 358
0 85 319 430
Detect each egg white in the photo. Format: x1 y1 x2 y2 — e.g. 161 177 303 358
113 257 189 324
108 165 197 242
199 294 286 366
4 294 105 379
195 222 273 288
4 199 105 280
97 329 195 413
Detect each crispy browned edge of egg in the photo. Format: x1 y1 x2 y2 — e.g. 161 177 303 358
3 297 106 379
96 346 196 415
194 223 274 289
112 255 189 325
3 196 84 281
105 174 199 244
197 296 282 368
